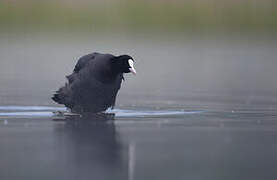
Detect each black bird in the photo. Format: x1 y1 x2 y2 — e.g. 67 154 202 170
52 53 136 113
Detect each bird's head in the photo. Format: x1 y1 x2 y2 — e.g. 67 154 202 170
111 55 136 75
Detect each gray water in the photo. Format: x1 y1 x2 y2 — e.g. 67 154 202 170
0 33 277 180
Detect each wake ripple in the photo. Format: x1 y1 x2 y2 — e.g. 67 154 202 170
0 106 201 118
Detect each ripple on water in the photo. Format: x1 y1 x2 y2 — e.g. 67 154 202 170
0 106 200 118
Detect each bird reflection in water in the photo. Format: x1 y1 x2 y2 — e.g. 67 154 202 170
53 114 128 180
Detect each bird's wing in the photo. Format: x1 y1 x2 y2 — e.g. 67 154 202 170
73 52 99 73
66 52 99 83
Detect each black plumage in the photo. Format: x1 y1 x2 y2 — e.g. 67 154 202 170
52 53 135 113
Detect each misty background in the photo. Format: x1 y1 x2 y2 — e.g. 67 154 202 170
1 1 277 180
0 0 276 109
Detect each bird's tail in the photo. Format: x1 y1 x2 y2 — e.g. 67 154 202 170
52 84 72 108
51 93 62 104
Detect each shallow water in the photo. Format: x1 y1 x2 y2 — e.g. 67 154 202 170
0 35 277 180
1 105 277 180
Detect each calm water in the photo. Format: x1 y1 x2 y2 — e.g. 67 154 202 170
0 34 277 180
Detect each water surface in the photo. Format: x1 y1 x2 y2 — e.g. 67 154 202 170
0 35 277 180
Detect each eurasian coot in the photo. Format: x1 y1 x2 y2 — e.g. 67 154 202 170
52 52 136 113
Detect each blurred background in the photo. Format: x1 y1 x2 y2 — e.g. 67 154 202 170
0 0 276 109
1 1 277 180
0 0 276 33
